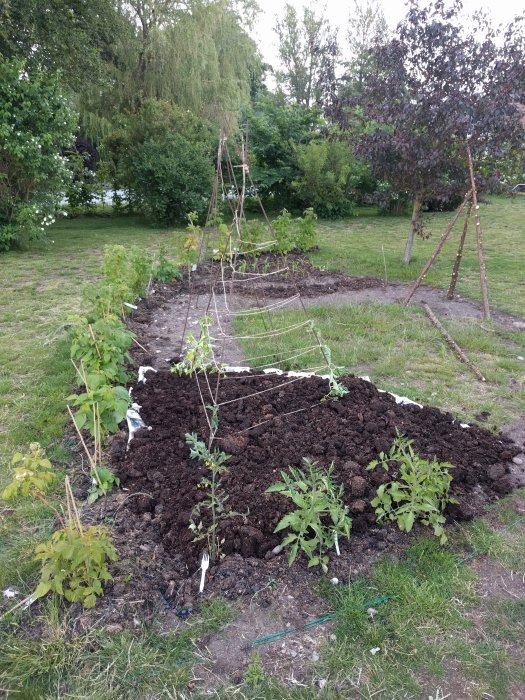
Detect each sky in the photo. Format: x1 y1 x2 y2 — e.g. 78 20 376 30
251 0 525 69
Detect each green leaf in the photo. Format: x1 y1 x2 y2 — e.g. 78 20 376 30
33 581 52 600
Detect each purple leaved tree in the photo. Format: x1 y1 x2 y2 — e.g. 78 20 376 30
357 0 525 263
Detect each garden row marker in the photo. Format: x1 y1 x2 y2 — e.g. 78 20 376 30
248 595 391 648
422 303 486 382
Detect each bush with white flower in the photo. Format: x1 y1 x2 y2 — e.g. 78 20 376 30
0 59 76 251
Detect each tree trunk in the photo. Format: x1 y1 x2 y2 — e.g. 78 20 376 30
402 198 422 264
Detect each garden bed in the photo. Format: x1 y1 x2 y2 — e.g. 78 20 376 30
178 251 385 297
110 368 520 599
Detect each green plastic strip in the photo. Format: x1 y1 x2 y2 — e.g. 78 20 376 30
249 594 391 648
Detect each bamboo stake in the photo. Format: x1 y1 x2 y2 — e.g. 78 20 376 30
67 404 97 472
423 303 486 382
467 146 490 320
403 190 471 306
447 200 472 299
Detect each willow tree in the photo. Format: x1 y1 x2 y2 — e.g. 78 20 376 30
114 0 261 122
358 0 525 264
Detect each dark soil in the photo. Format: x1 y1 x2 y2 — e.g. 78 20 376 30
111 369 519 583
179 252 385 298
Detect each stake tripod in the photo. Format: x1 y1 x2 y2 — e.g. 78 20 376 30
403 148 491 321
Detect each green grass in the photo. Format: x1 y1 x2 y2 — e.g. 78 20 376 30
0 597 232 699
312 196 525 316
234 303 525 428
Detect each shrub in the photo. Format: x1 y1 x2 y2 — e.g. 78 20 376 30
292 140 358 219
271 208 319 254
132 135 213 225
0 59 76 250
2 443 55 502
153 246 180 282
67 373 130 438
70 316 134 385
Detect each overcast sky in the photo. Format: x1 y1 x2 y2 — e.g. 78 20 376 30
251 0 525 69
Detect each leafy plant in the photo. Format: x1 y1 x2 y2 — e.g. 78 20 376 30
67 373 130 438
272 208 295 254
172 315 219 376
102 243 152 299
153 246 180 282
33 478 117 609
87 466 120 504
128 245 153 296
1 443 63 524
266 458 352 573
295 207 318 250
240 219 267 256
186 432 245 560
2 443 55 501
70 316 134 385
314 337 348 401
367 431 457 543
82 281 131 321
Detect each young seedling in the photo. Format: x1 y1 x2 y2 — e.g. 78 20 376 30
367 430 457 543
172 315 221 376
186 432 246 561
266 458 352 573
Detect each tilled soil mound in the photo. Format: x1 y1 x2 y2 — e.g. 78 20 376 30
112 370 519 572
178 252 384 297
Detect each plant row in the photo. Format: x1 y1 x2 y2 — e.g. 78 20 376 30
2 244 179 610
186 429 457 573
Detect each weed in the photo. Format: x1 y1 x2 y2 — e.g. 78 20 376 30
266 458 352 572
367 431 456 543
244 652 266 687
186 432 246 560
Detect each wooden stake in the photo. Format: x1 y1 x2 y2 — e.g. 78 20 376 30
403 191 471 306
447 200 472 299
467 146 491 320
422 303 486 382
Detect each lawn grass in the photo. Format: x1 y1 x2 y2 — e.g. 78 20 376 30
312 195 525 317
0 204 524 699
